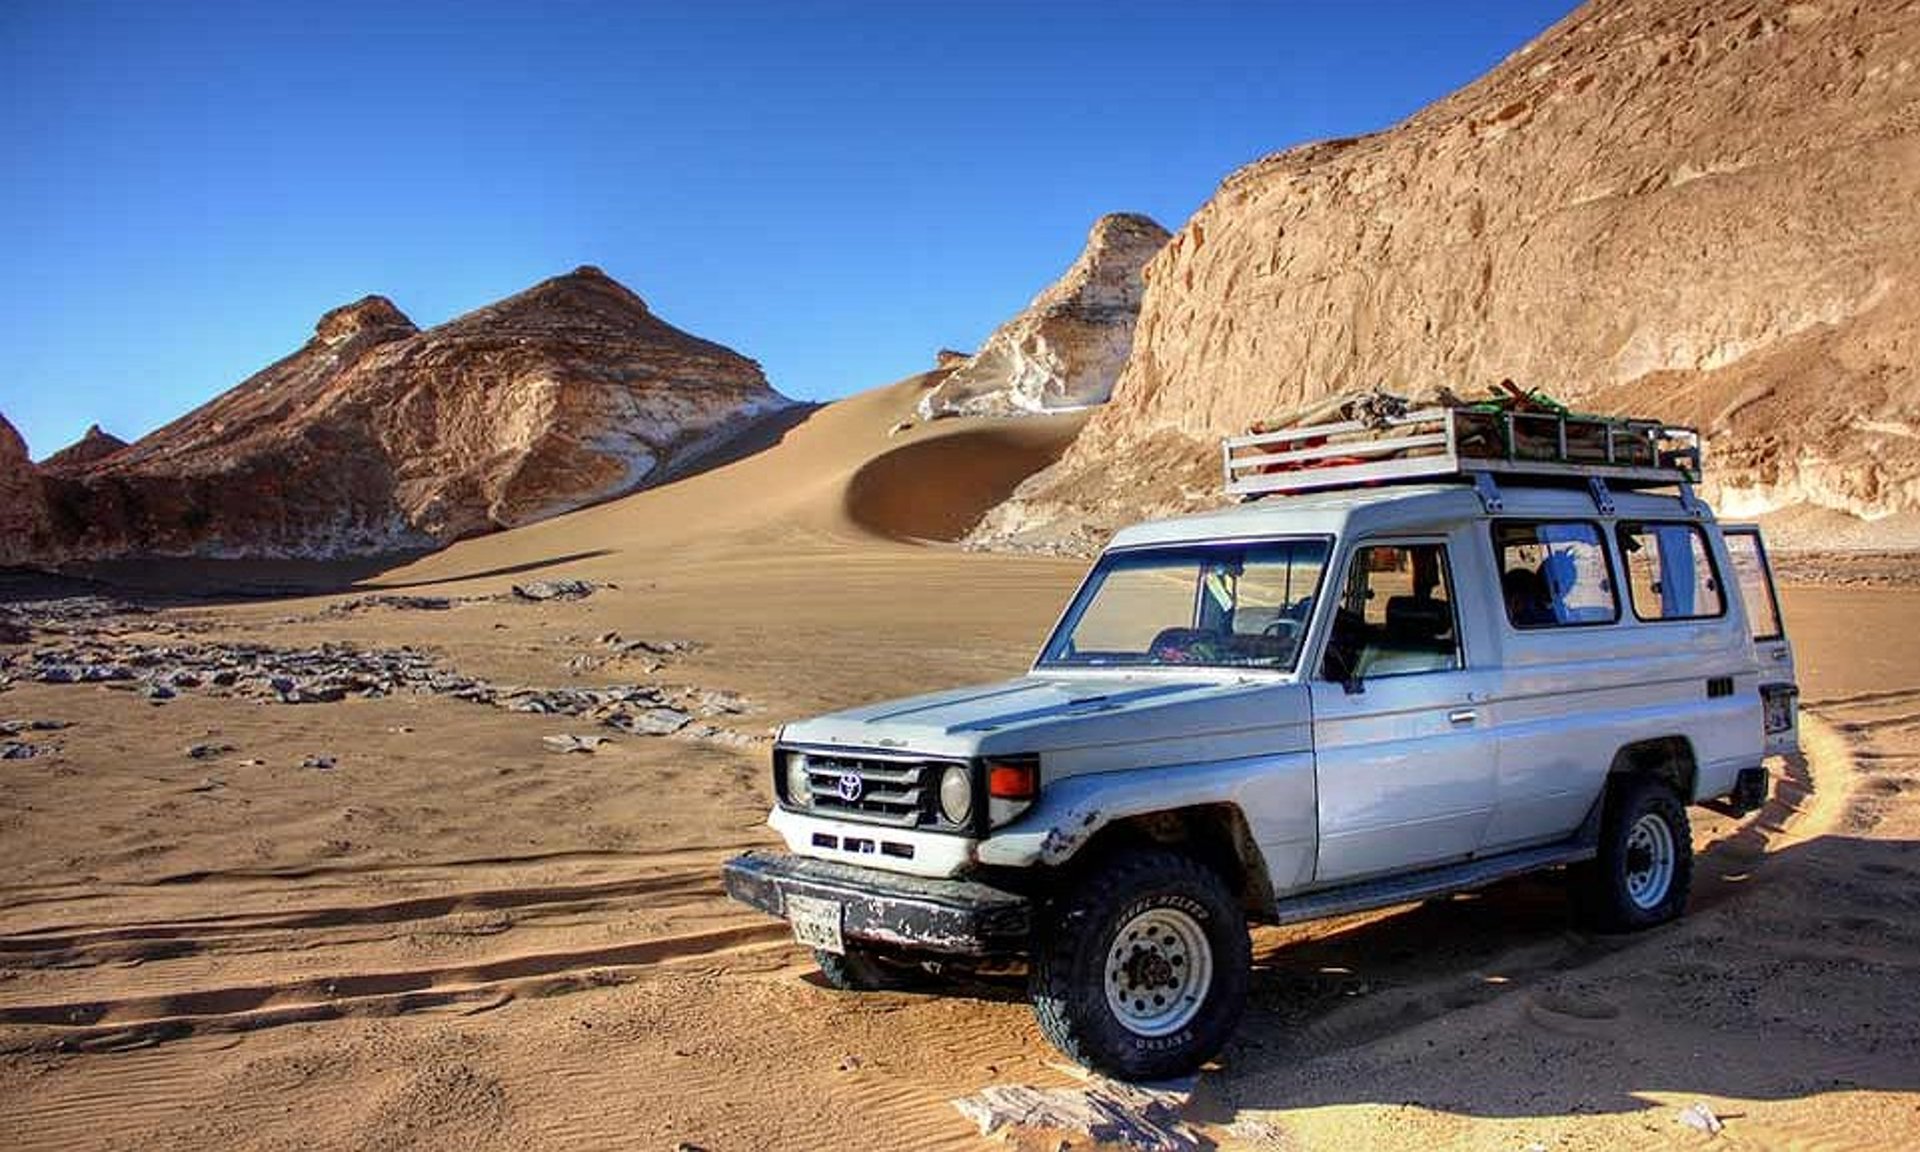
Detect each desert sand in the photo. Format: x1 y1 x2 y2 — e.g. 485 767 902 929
3 375 1918 1151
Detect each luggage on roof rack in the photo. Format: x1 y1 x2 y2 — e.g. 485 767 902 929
1222 405 1702 501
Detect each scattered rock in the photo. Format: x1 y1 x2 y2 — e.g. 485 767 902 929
2 742 52 760
692 689 746 716
1677 1101 1725 1136
609 707 692 737
186 743 235 760
6 637 762 747
299 755 336 770
541 734 610 754
1227 1117 1291 1145
187 777 224 793
0 613 29 645
952 1079 1203 1152
511 579 598 602
315 594 467 618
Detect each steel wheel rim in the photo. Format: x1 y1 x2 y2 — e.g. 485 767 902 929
1105 907 1213 1037
1624 811 1676 909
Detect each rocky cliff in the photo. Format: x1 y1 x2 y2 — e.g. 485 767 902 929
38 425 129 475
1 415 51 565
39 267 793 559
919 213 1170 419
978 0 1920 549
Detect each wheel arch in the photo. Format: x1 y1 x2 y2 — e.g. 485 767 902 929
1047 803 1278 921
1607 735 1700 801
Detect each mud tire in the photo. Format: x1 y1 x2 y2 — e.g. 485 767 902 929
1572 776 1693 932
1029 848 1250 1080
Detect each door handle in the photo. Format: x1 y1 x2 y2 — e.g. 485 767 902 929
1448 709 1478 725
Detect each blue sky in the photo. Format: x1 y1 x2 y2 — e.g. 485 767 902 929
0 1 1573 457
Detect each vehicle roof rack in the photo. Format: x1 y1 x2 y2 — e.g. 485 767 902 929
1222 406 1703 515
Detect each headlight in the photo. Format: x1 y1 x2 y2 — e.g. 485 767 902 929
784 752 813 807
938 763 973 825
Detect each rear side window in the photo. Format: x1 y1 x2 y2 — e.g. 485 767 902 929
1724 529 1785 641
1492 521 1619 628
1617 521 1724 621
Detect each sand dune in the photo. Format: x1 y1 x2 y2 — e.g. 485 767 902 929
3 375 1918 1151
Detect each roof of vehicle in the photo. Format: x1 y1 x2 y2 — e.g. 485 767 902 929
1108 480 1717 550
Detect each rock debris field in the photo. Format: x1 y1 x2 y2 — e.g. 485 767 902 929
0 591 766 754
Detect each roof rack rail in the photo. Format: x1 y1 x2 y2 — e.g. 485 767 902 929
1222 406 1702 504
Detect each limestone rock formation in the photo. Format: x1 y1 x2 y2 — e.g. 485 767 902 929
39 267 793 559
38 425 129 475
980 0 1920 549
919 214 1170 419
0 415 51 565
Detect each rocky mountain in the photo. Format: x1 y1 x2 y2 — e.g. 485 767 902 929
36 266 794 560
1 415 51 565
919 214 1170 419
38 425 128 475
978 0 1920 549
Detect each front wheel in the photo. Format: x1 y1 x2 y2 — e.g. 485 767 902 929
1029 849 1250 1080
1572 777 1693 932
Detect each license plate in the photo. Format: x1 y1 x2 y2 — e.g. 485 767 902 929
786 894 844 954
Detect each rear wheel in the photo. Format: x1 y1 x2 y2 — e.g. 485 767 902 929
1029 849 1250 1080
1573 777 1693 932
814 945 934 991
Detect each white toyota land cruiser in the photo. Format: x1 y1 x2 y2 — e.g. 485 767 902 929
723 406 1801 1079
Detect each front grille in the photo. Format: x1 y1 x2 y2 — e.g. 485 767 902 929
800 752 950 827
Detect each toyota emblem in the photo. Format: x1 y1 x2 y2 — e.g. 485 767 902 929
837 772 864 803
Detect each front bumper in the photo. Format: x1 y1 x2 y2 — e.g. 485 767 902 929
721 851 1031 957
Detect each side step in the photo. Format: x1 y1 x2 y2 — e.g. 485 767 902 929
1271 842 1595 926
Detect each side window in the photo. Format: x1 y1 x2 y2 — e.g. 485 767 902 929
1617 521 1724 621
1492 521 1619 628
1724 530 1784 641
1321 543 1461 681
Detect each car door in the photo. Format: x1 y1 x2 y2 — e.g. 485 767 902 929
1308 538 1500 883
1722 524 1799 756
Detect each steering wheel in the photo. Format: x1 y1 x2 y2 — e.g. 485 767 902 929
1261 618 1302 641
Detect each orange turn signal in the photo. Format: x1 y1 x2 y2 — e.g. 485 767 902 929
987 760 1038 800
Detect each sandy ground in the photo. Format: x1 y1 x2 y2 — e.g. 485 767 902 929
2 376 1917 1151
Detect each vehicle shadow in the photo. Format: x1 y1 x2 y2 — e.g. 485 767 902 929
902 743 1920 1127
1193 758 1920 1125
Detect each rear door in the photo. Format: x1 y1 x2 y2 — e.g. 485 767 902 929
1722 524 1799 755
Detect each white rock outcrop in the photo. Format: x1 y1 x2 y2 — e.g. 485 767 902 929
919 214 1170 419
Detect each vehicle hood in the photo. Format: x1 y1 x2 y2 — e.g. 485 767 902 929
779 673 1311 776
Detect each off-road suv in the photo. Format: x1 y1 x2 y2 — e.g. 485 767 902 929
723 407 1800 1079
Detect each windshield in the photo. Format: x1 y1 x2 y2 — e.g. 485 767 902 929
1039 538 1331 671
